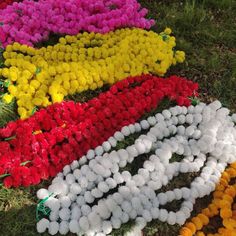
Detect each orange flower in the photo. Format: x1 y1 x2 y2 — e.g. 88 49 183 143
227 168 236 177
209 204 219 215
216 185 225 191
220 178 229 187
220 208 232 218
213 191 224 198
179 227 193 236
220 200 231 208
202 208 211 217
223 194 234 204
192 217 203 230
223 219 236 230
213 199 221 206
198 213 209 225
225 186 236 198
185 222 197 234
230 162 236 169
222 172 230 181
179 162 236 236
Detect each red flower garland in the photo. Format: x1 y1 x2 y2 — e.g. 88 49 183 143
0 75 198 188
0 0 20 10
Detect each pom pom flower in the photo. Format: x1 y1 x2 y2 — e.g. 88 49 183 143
0 75 197 187
180 162 236 235
1 28 185 118
0 0 154 46
36 101 236 235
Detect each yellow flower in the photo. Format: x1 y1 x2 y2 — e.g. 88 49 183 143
8 85 17 96
2 94 13 104
2 28 185 119
164 27 172 35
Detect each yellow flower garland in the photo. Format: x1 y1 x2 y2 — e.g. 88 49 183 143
179 162 236 236
0 28 185 119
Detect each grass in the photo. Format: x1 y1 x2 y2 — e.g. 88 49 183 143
0 0 236 235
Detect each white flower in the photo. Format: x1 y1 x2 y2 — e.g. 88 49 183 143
59 196 71 208
121 126 131 136
91 188 103 198
96 202 111 219
147 116 157 126
113 192 123 204
111 217 121 229
59 221 69 235
108 137 117 147
128 124 136 133
49 210 59 221
140 120 150 129
121 200 132 213
37 102 236 235
63 165 71 176
142 210 152 222
121 212 130 223
76 195 85 206
113 172 124 184
48 221 59 235
159 209 168 222
71 205 81 220
69 220 80 233
114 131 125 141
134 123 142 132
133 174 145 187
129 209 137 219
102 221 112 234
87 149 95 160
48 181 69 196
134 141 146 154
59 208 70 221
175 211 186 225
79 216 90 231
167 211 176 225
37 188 49 200
151 207 159 219
88 212 101 229
37 218 49 233
70 160 79 170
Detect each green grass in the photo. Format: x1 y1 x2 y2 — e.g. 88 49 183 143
0 0 236 235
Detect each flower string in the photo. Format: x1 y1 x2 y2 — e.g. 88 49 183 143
180 162 236 236
0 28 185 119
0 0 154 47
36 101 236 235
0 75 197 188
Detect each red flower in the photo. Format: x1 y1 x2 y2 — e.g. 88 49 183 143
0 74 198 187
3 176 13 188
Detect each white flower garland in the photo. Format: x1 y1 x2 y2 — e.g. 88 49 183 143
36 101 236 235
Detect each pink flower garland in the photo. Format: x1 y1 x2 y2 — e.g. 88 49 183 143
0 0 155 47
0 75 198 188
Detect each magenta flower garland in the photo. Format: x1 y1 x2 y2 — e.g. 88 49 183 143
0 0 155 47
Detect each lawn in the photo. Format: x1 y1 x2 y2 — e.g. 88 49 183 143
0 0 236 235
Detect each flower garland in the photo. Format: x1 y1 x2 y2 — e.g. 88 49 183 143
0 75 197 188
0 0 20 10
36 101 236 235
180 162 236 236
0 28 185 119
0 0 154 47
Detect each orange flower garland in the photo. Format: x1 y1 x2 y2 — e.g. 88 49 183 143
179 163 236 236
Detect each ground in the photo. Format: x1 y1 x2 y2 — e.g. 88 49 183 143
0 0 236 235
